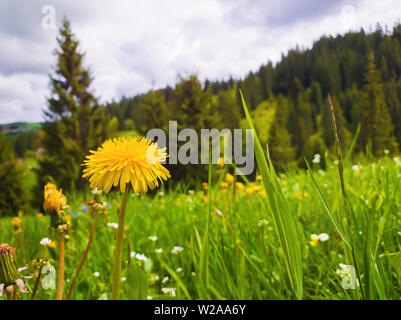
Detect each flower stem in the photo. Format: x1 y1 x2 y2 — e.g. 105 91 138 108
111 191 128 300
66 212 98 300
56 232 65 300
31 266 43 300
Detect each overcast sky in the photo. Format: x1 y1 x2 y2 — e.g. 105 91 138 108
0 0 400 124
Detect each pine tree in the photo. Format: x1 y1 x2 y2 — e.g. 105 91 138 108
361 54 398 156
258 62 274 99
0 132 29 217
134 90 170 134
384 78 401 146
37 19 112 192
214 88 241 130
293 118 309 158
269 97 296 169
239 72 262 110
173 75 213 130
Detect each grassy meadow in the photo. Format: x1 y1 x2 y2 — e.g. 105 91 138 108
1 151 400 300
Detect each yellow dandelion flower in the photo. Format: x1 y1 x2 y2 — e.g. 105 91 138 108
12 217 22 230
202 182 208 190
43 183 69 215
294 190 303 199
235 182 244 189
36 213 44 218
220 182 229 189
256 175 262 182
65 215 72 225
258 190 267 198
251 185 262 192
225 173 234 184
82 137 170 194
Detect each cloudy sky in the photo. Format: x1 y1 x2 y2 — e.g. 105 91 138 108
0 0 400 124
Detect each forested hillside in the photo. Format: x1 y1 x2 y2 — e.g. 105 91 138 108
106 24 401 169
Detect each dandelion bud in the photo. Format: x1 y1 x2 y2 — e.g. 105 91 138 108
43 183 69 229
0 244 28 296
11 217 22 231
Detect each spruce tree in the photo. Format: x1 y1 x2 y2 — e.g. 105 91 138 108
361 54 398 156
269 97 296 169
0 132 29 217
37 19 112 191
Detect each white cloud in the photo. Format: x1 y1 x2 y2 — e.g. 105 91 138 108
0 0 400 123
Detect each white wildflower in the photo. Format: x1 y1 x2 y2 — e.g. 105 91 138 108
312 154 321 164
130 251 148 262
161 287 176 297
318 233 329 241
171 246 184 254
257 219 269 227
91 188 102 195
107 222 118 229
40 238 52 246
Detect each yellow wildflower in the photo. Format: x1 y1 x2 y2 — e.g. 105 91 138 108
43 183 70 229
82 137 170 194
294 190 303 199
252 185 262 192
225 173 234 184
235 182 244 189
309 234 320 246
309 233 329 246
220 182 229 189
11 217 22 230
258 190 267 198
43 183 69 215
65 215 72 226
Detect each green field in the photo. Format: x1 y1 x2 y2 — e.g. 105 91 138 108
1 154 400 300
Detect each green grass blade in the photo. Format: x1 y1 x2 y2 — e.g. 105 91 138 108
240 90 303 299
305 160 351 248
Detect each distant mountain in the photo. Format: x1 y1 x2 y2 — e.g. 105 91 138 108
0 122 41 134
